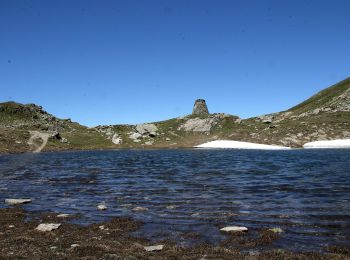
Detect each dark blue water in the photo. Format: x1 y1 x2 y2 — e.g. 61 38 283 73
0 149 349 252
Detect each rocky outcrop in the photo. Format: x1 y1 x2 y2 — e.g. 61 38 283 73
178 117 217 132
112 133 122 144
135 123 158 136
192 99 209 115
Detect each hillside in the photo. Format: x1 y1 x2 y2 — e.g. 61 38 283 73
288 77 350 115
0 77 349 153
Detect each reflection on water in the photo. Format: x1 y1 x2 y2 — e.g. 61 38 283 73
0 149 349 251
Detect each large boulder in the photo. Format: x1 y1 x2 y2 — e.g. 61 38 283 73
192 99 209 115
129 132 142 140
178 117 217 132
135 123 158 136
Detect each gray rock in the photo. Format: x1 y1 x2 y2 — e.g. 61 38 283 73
133 206 148 212
192 99 209 115
129 132 142 140
268 227 283 233
36 223 61 232
112 133 122 144
144 245 164 252
57 213 72 218
148 132 157 137
178 118 217 132
135 124 158 135
50 131 62 140
220 226 248 232
97 203 107 211
5 199 32 205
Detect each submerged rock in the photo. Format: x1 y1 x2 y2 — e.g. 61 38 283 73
144 245 164 252
97 203 107 211
5 199 32 205
36 223 61 232
269 227 283 233
220 226 248 232
132 206 148 212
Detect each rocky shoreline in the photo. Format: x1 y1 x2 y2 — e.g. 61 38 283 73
0 207 349 259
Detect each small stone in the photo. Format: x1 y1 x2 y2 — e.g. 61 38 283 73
166 205 177 209
220 226 248 232
36 223 61 232
165 138 171 141
5 199 32 205
70 244 80 248
97 203 107 211
8 225 15 228
99 225 107 230
50 246 57 250
144 245 164 252
268 227 283 233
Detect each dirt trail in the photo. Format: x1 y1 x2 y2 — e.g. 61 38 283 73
27 131 49 153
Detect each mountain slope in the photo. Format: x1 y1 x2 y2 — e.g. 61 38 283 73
0 77 349 153
288 77 350 115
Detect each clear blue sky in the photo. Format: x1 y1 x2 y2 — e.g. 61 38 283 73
1 0 349 126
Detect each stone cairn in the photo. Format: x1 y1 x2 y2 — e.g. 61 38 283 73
192 99 209 115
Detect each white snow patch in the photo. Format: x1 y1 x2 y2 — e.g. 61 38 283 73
194 140 291 150
303 139 350 149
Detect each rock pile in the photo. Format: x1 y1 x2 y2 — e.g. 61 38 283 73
192 99 209 115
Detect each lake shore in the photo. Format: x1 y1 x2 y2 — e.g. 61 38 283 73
0 207 348 259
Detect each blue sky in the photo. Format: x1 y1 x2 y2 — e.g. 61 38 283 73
1 0 349 126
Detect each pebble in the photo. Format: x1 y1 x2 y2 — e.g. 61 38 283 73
36 223 61 232
71 244 80 248
144 245 164 252
99 225 108 230
8 225 15 228
220 226 248 232
50 246 57 250
5 199 32 205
